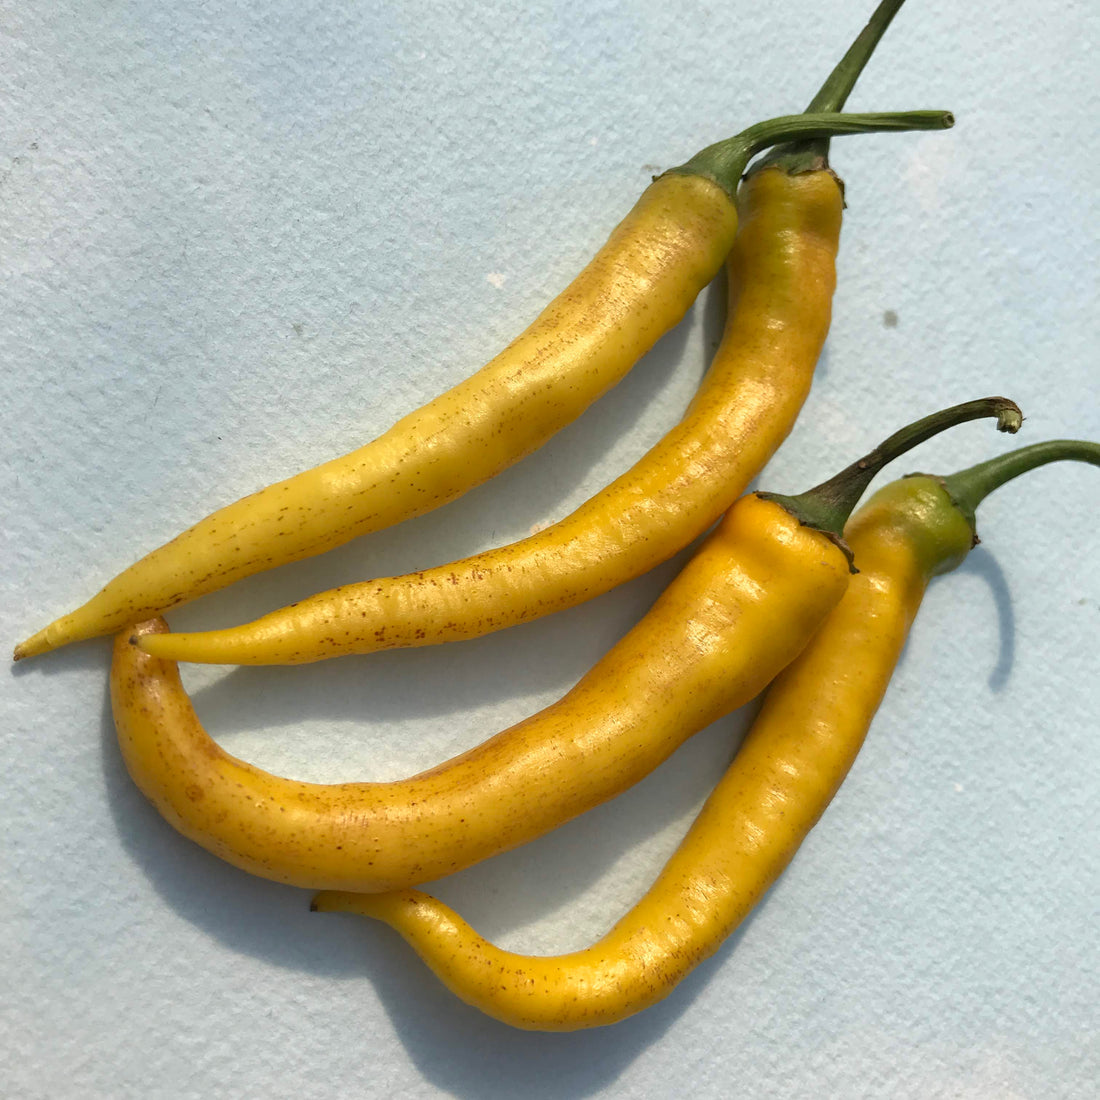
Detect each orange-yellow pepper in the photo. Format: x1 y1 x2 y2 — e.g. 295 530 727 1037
109 400 1019 894
313 439 1098 1031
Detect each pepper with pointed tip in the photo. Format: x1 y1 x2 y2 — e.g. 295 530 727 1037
312 439 1098 1031
135 0 930 668
17 0 949 661
110 399 1018 895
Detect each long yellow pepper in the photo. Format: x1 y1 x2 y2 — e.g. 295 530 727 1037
15 106 949 662
313 439 1099 1032
109 401 1019 894
137 166 845 665
137 0 910 667
113 497 849 893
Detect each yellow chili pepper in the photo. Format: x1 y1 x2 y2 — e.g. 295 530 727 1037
312 439 1099 1032
109 400 1018 894
135 0 916 667
17 84 949 663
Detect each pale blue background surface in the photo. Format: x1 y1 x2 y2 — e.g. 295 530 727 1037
2 2 1097 1097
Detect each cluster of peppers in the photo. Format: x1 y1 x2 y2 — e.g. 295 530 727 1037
17 0 1098 1032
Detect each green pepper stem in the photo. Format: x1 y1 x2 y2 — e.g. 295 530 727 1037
754 0 908 177
804 0 907 115
758 397 1023 567
933 440 1100 534
668 109 953 199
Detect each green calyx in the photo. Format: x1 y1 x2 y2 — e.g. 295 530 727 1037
920 440 1100 540
753 0 909 178
666 108 952 200
758 397 1023 570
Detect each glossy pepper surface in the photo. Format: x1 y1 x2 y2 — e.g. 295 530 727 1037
313 439 1099 1031
137 0 913 667
134 167 849 666
15 104 949 663
109 400 1016 893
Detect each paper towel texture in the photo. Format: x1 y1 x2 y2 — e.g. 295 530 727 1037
3 1 1097 1096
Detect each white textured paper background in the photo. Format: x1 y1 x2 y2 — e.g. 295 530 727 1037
2 1 1097 1097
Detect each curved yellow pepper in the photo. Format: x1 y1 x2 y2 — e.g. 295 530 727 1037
312 440 1099 1031
111 494 851 894
18 172 730 661
136 165 846 666
15 108 949 662
135 0 920 668
108 400 1020 894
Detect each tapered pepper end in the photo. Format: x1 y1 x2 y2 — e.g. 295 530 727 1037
755 0 910 179
13 625 57 662
13 609 99 662
134 626 255 665
757 397 1023 571
312 891 353 914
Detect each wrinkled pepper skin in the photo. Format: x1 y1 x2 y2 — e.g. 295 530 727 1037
138 167 846 666
110 494 851 894
311 475 978 1031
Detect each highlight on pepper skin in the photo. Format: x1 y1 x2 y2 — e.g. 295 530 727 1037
16 105 952 662
311 439 1100 1032
130 0 910 669
110 498 852 895
109 400 1020 897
